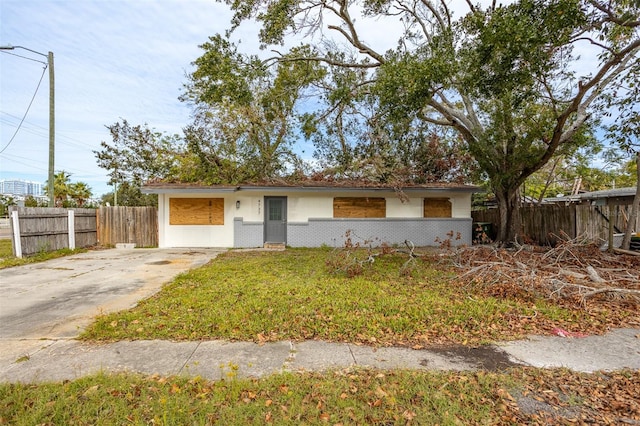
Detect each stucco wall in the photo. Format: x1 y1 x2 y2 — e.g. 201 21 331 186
158 190 474 248
158 194 235 247
232 191 472 221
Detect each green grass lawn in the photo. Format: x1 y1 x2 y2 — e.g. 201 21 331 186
0 238 86 269
0 239 12 258
2 368 637 425
0 369 509 425
81 248 580 346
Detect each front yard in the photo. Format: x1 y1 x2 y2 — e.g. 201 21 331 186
80 247 638 345
3 245 639 424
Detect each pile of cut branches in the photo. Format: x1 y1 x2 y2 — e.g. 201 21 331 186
445 236 640 308
325 230 420 277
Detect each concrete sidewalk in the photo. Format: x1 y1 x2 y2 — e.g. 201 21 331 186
1 328 638 383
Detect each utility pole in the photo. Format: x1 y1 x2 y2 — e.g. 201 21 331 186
0 45 55 207
47 51 55 207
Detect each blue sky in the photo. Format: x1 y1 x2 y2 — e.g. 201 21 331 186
0 0 399 198
1 0 253 197
1 1 627 198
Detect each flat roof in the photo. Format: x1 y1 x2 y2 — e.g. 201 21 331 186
141 181 480 194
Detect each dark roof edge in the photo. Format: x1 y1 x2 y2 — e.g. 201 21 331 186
141 186 238 194
235 185 478 193
142 183 479 194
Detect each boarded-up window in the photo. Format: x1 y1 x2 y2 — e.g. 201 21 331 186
170 198 224 225
423 198 452 218
333 197 386 218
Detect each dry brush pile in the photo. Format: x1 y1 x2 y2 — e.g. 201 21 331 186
442 236 640 331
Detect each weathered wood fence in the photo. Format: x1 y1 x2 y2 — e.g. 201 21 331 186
9 207 97 257
97 206 158 248
9 206 158 257
472 204 636 246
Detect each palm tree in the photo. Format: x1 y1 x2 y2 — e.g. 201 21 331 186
69 182 92 207
45 171 72 207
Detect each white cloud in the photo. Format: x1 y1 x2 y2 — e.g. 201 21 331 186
0 0 623 197
1 0 236 196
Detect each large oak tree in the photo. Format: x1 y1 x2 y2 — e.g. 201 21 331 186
217 0 639 243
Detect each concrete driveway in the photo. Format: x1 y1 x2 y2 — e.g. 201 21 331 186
0 248 224 363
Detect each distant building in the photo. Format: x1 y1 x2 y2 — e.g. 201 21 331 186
0 179 44 197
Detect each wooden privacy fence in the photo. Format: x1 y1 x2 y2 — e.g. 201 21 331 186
97 206 158 248
8 206 158 257
9 207 97 257
472 204 636 246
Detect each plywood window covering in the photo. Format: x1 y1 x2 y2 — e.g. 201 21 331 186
170 198 224 225
333 197 386 218
423 198 452 218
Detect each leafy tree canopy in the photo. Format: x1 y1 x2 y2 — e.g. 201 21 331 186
94 119 183 188
602 30 640 250
180 36 326 183
101 182 157 207
0 195 16 217
215 0 639 243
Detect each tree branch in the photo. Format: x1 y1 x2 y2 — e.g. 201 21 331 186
520 41 640 182
266 51 380 69
330 0 386 64
587 0 640 27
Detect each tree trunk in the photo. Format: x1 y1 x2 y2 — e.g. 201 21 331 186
494 185 523 245
621 151 640 250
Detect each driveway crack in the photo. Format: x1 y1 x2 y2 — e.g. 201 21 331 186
346 343 357 365
179 341 202 375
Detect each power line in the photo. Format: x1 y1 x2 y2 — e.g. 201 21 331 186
0 153 47 172
0 117 51 140
0 64 48 154
0 50 47 65
0 111 104 151
0 151 107 179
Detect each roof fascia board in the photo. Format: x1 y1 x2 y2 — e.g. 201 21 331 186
142 185 478 194
141 187 238 194
236 186 478 193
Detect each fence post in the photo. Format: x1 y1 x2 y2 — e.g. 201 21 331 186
11 210 22 258
68 210 76 250
608 205 614 253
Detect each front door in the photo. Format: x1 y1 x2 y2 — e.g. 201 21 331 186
264 197 287 243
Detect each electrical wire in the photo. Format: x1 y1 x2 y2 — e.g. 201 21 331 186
0 112 100 151
0 50 47 65
0 153 47 172
0 64 48 154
